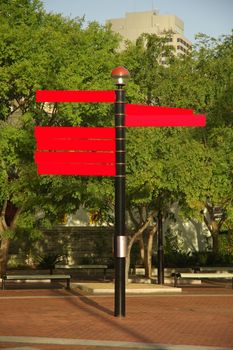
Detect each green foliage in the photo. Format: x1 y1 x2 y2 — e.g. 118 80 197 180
85 178 115 225
37 253 63 270
0 0 121 267
121 33 175 105
219 234 233 259
116 31 233 262
121 31 233 226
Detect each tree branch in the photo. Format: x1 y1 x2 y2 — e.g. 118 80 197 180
128 206 140 229
10 207 22 231
203 214 212 234
0 200 9 231
139 206 145 224
129 210 157 248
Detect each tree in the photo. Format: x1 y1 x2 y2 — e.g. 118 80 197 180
83 31 233 271
119 31 233 277
125 126 209 279
155 32 233 254
0 0 120 275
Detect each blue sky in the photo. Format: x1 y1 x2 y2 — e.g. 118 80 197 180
42 0 233 42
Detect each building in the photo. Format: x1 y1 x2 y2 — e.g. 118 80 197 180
106 11 192 58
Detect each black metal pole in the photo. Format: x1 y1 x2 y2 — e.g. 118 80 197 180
157 210 164 284
114 84 126 317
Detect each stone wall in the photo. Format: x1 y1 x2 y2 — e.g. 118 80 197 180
8 226 115 268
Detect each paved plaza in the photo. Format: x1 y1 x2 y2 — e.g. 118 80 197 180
0 282 233 350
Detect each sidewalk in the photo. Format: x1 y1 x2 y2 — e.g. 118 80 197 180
0 283 233 350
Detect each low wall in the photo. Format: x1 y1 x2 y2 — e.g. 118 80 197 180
8 226 114 267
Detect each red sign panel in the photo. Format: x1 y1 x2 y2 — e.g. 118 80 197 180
36 163 115 176
125 104 206 127
35 126 115 139
35 151 115 163
35 127 115 176
36 90 116 103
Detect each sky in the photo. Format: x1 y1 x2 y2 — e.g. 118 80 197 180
42 0 233 42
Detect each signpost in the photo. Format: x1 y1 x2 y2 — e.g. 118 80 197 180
111 67 129 317
35 66 206 317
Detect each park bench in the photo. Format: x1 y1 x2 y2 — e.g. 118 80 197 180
1 274 71 290
171 272 233 288
198 267 233 273
55 264 108 280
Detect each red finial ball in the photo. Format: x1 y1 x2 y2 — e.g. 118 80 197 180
111 66 130 85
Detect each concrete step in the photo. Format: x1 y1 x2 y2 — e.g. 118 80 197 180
73 282 182 294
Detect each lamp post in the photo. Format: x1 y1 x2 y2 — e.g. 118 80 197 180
111 66 130 317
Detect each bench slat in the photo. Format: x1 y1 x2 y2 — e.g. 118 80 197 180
178 273 233 278
55 264 108 280
1 274 71 290
55 265 107 269
4 274 70 280
171 272 233 288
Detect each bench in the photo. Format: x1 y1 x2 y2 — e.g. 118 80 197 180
171 272 233 288
55 264 108 280
197 267 233 273
1 274 71 290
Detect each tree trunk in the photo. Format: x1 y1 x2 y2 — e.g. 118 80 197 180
0 216 10 276
0 237 10 276
0 201 21 276
125 211 156 282
211 220 219 254
125 237 135 283
212 232 219 254
144 226 157 278
138 236 145 263
204 215 220 254
0 212 8 276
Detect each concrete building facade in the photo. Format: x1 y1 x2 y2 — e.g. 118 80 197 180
106 11 192 57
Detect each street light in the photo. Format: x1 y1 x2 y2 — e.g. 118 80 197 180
111 66 130 85
111 66 130 317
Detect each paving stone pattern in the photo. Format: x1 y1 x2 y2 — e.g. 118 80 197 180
0 287 233 349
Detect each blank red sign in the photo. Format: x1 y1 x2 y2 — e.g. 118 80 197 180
125 104 206 127
36 90 116 103
35 127 116 176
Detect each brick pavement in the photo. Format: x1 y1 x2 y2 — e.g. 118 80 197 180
0 285 233 350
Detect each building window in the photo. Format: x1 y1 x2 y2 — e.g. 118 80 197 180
177 45 188 54
177 38 192 50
